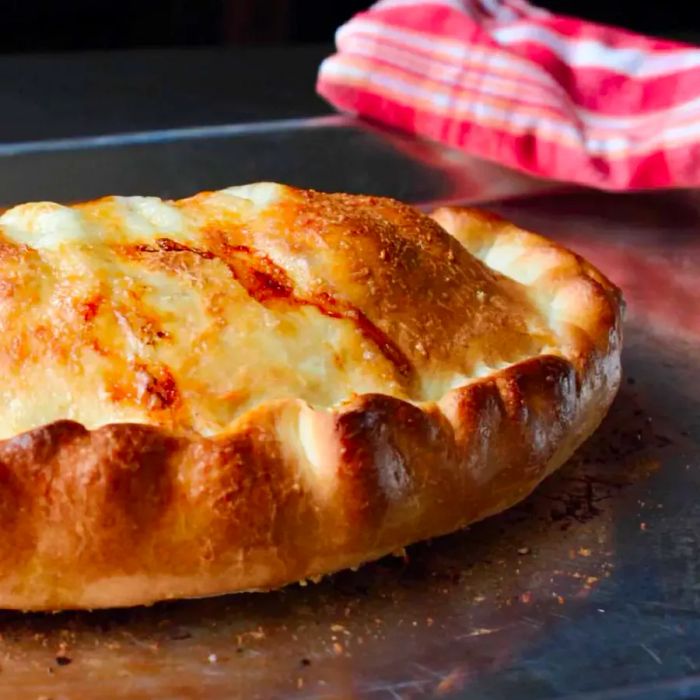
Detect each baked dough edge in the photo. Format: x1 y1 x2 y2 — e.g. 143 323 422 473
0 205 623 610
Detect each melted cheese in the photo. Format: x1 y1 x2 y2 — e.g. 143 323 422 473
0 183 552 439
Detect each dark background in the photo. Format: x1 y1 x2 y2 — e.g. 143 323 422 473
0 0 697 52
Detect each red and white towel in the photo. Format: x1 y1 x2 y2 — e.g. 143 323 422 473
317 0 700 190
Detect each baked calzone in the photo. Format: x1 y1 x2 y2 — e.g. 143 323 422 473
0 183 622 610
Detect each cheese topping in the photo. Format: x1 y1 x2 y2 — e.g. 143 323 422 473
0 183 553 438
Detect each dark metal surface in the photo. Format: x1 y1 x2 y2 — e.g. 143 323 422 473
0 116 556 207
0 122 696 700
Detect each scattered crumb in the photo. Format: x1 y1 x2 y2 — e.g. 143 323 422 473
464 627 501 637
436 669 465 695
207 653 218 664
517 547 531 555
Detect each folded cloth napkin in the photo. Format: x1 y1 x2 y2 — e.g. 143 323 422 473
317 0 700 190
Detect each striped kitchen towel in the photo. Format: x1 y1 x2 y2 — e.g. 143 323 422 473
317 0 700 190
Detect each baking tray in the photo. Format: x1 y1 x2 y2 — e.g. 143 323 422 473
0 118 697 700
0 115 556 207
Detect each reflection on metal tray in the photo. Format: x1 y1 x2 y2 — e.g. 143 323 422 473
0 120 697 700
0 115 556 207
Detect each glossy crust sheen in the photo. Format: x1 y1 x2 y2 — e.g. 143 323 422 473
0 188 622 610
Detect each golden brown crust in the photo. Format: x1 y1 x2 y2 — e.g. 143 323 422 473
0 188 622 610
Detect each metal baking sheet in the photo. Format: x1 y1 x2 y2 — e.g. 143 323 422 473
0 115 556 207
0 120 697 700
